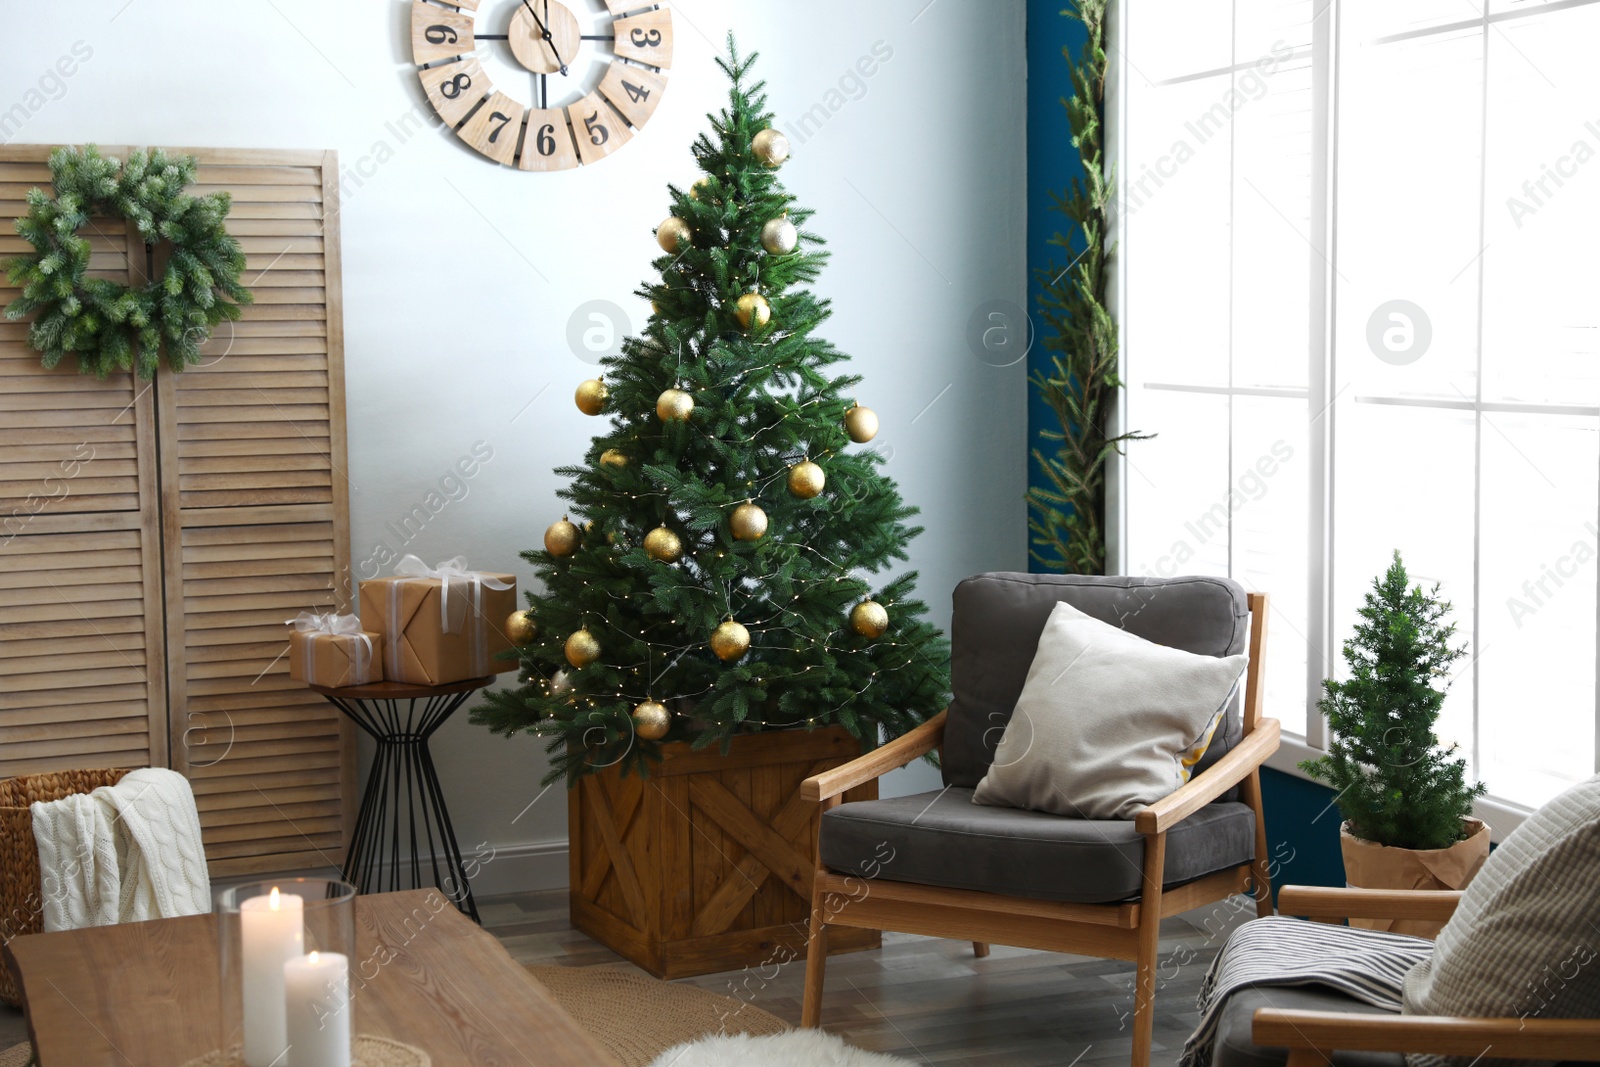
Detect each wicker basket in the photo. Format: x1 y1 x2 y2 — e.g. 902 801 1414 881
0 768 130 1007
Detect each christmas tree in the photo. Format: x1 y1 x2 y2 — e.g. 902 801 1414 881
473 39 950 784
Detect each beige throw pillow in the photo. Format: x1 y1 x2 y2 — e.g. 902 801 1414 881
971 601 1247 820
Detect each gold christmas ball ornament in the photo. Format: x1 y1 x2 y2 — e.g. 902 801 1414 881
787 460 826 499
574 378 607 416
710 619 751 662
565 629 601 668
506 610 538 646
656 216 692 253
851 600 890 639
730 502 768 541
544 517 581 557
600 449 629 468
550 669 573 694
844 404 879 443
690 177 713 201
760 216 799 255
656 388 694 422
643 525 683 563
752 128 791 167
734 292 771 330
632 700 671 741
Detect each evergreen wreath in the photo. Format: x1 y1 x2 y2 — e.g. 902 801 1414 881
4 144 253 380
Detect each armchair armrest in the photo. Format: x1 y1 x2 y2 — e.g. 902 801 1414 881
1253 1009 1600 1062
801 710 947 803
1134 718 1279 835
1277 885 1463 924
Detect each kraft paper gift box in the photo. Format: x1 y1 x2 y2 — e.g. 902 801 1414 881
358 555 518 685
286 613 383 688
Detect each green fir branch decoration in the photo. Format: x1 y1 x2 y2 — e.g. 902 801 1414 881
3 144 253 380
1027 1 1150 574
1299 551 1487 850
472 37 951 786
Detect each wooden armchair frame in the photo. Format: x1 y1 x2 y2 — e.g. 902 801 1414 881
1259 887 1600 1065
800 592 1281 1067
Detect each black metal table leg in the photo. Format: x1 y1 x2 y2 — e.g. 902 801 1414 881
310 676 491 924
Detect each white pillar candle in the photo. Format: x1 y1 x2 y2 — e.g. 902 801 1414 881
284 951 351 1067
240 887 303 1067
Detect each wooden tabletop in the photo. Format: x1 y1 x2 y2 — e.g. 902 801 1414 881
5 889 621 1066
308 676 493 700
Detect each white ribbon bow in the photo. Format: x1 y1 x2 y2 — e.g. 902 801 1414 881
391 555 513 635
285 612 373 682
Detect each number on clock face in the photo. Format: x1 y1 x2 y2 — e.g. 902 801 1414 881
409 0 671 171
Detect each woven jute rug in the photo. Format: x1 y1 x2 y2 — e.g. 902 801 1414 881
0 1043 30 1067
178 1035 428 1067
527 965 788 1067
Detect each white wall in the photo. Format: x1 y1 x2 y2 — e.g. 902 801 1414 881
2 0 1027 893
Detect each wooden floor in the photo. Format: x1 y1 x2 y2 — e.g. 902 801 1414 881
0 888 1255 1065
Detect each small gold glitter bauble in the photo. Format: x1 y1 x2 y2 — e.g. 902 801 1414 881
544 517 580 557
600 449 628 468
565 629 601 668
761 217 798 255
690 177 713 201
844 404 879 443
787 460 825 499
574 378 607 416
734 292 770 330
506 610 538 645
657 216 691 253
710 619 751 662
752 128 791 167
643 526 683 563
850 600 889 639
632 700 671 741
730 502 768 541
656 388 694 422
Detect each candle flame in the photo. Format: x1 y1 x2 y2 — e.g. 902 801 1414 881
308 950 320 964
269 886 280 910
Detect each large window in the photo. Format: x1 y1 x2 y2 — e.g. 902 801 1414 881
1120 0 1600 811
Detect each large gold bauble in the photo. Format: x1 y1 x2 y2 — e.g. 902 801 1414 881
850 600 889 639
564 629 601 668
752 128 791 167
600 449 629 468
632 700 671 741
734 292 771 330
730 502 768 541
844 404 879 443
787 460 825 499
656 388 694 422
574 378 607 416
506 610 538 645
761 216 798 255
656 216 692 253
710 619 751 662
643 526 683 563
544 517 581 557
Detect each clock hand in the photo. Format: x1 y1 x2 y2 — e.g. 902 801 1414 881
519 0 568 76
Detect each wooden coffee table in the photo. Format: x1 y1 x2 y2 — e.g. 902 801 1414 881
4 889 621 1066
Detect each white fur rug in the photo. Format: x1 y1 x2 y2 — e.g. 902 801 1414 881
647 1029 919 1067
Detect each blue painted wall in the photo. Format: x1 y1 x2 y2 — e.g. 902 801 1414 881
1026 3 1346 898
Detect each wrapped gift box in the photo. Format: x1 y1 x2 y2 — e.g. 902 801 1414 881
286 614 383 688
358 556 518 685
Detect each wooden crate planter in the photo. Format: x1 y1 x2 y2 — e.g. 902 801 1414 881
569 725 881 978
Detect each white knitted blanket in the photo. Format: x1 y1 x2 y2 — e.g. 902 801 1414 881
31 768 211 931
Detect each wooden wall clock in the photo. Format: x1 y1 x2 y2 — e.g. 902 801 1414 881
410 0 672 170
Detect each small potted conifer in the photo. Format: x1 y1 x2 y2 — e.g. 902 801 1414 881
1300 550 1489 936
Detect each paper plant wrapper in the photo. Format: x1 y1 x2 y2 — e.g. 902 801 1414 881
358 563 517 685
288 628 382 688
1340 817 1490 937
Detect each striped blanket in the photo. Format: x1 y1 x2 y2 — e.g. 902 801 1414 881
1179 915 1435 1067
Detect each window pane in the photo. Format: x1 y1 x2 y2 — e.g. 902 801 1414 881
1126 0 1233 83
1344 0 1484 42
1125 390 1231 581
1477 413 1598 805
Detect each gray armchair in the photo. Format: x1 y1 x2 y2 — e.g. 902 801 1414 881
800 572 1280 1067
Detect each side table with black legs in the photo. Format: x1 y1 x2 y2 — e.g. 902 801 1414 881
309 676 491 924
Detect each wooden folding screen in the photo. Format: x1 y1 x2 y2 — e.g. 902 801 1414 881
0 145 354 877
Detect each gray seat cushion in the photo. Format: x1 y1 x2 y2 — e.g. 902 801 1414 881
1213 986 1406 1067
944 573 1250 793
819 787 1256 904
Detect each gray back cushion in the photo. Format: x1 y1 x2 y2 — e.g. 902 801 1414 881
944 572 1251 789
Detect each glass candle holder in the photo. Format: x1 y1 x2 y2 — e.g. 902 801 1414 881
218 878 356 1067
